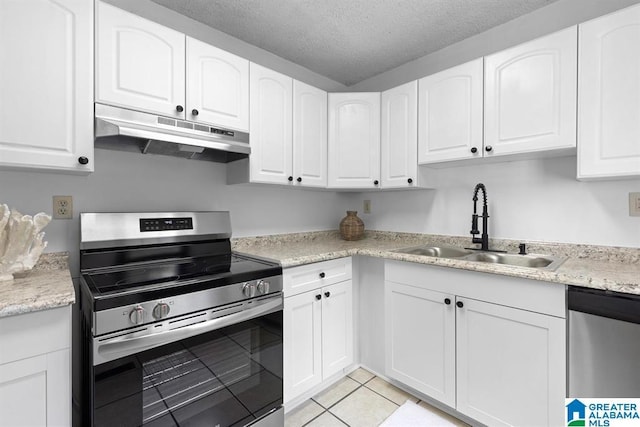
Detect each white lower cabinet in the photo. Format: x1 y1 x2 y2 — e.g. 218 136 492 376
385 282 455 407
0 305 71 427
284 259 353 404
456 298 565 426
385 261 565 426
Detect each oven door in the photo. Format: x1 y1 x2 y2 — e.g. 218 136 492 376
91 295 283 427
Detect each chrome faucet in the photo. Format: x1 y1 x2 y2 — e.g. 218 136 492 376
470 183 490 251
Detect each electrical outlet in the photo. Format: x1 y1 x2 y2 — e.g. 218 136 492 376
363 199 371 214
630 192 640 217
53 195 73 219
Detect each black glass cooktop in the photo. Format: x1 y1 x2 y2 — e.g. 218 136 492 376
79 240 281 311
83 254 274 295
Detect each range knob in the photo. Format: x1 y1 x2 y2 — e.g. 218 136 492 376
152 302 170 319
129 306 145 325
257 280 270 295
242 282 256 298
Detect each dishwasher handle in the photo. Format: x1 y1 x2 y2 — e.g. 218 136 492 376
568 286 640 325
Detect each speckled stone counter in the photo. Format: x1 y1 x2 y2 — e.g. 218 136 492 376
233 231 640 295
0 252 75 318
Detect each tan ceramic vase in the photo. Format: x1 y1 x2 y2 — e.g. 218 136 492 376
339 211 364 241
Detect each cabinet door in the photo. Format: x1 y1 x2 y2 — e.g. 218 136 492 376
284 291 322 403
328 93 381 188
578 4 640 179
385 282 455 407
186 37 249 131
484 27 577 156
249 63 293 184
381 81 418 188
0 349 70 427
418 59 483 164
293 80 328 187
0 0 93 173
456 298 565 426
321 281 354 378
96 1 185 118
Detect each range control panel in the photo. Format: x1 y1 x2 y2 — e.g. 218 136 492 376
139 217 193 232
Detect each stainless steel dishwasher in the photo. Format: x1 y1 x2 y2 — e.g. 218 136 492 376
568 286 640 397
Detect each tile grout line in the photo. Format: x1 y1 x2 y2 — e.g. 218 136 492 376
362 381 408 409
325 375 399 427
298 373 403 427
293 373 467 427
302 375 371 427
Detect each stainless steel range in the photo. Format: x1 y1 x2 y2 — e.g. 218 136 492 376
73 212 283 427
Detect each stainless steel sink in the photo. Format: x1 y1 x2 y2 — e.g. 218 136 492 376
395 245 565 271
399 245 473 258
462 252 564 270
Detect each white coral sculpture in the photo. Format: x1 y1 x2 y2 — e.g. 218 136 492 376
0 204 51 282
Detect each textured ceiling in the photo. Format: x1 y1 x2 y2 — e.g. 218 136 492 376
151 0 559 86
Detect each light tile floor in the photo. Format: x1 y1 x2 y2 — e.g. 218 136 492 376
285 368 469 427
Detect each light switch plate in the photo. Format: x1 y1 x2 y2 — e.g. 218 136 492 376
630 192 640 217
363 200 371 214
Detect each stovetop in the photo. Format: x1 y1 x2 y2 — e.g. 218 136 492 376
78 213 283 312
83 253 274 295
80 248 282 311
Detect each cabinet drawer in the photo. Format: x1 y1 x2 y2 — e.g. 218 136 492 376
0 305 71 365
284 258 352 296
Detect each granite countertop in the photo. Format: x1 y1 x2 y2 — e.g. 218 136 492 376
233 230 640 296
0 252 75 318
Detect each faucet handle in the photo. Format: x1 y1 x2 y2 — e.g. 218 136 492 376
470 214 479 235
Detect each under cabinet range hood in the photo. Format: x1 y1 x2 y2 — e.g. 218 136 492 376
94 104 250 163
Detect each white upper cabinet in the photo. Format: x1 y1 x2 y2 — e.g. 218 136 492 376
418 59 483 164
484 27 577 157
249 63 293 185
186 37 249 131
578 4 640 180
96 2 249 130
381 81 421 188
328 93 381 189
0 0 93 173
293 80 328 187
96 1 185 118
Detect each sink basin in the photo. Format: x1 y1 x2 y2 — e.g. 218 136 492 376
463 252 560 269
395 245 565 271
399 245 472 258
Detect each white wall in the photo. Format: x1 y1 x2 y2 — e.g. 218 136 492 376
350 157 640 248
0 149 352 275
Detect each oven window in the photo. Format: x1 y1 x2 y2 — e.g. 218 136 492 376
93 311 282 427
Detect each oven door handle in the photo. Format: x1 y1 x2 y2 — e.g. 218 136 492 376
94 296 282 365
